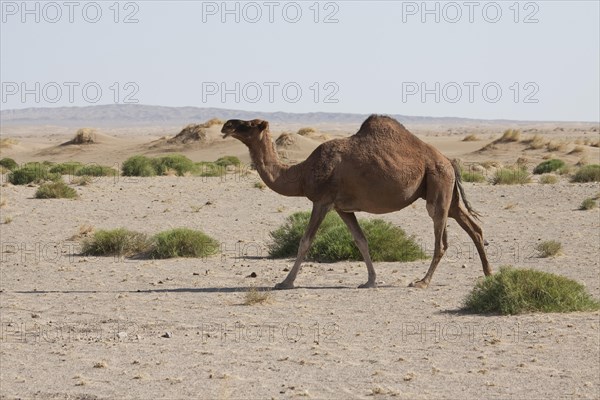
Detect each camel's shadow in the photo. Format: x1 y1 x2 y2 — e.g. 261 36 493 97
12 284 400 295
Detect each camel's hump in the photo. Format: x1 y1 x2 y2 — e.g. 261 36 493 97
354 115 410 137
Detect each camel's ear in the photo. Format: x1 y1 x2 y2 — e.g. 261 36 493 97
258 120 269 132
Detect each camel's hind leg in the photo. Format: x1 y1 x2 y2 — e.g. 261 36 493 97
336 210 377 288
449 203 492 276
275 202 331 290
411 178 453 289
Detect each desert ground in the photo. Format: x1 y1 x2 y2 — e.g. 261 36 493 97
0 119 599 399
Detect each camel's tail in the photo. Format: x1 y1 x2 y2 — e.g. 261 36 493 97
451 160 481 220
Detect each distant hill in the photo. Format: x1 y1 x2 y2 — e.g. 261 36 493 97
0 104 532 127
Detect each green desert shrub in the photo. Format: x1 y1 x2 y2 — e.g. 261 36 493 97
571 164 600 183
122 155 156 177
491 167 531 185
194 162 225 177
579 197 597 210
463 266 600 315
49 161 84 175
75 165 118 177
269 211 426 262
533 159 565 174
150 228 219 259
535 240 562 258
539 174 558 184
35 181 78 199
215 156 241 168
152 154 196 176
8 164 61 185
461 171 486 183
0 157 18 171
81 228 151 257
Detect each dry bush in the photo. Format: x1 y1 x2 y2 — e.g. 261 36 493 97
72 128 97 144
297 127 316 136
201 118 224 128
243 288 272 305
71 175 93 186
168 124 207 144
579 198 597 211
0 138 19 149
539 175 558 184
524 134 546 150
569 145 585 154
576 156 589 167
275 132 296 147
499 129 521 142
462 134 479 142
254 181 266 190
535 241 562 258
70 224 95 241
546 140 566 152
481 161 502 169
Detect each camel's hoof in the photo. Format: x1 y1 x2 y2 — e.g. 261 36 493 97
358 282 377 289
274 282 294 290
409 280 429 289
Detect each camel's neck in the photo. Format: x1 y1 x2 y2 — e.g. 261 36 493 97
248 133 304 197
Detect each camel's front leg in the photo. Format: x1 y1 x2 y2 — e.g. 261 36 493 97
336 210 377 288
274 203 331 290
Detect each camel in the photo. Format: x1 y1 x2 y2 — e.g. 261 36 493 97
221 115 492 289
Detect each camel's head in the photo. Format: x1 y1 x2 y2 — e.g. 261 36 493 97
221 119 269 144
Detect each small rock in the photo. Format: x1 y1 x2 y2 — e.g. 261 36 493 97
31 313 41 319
162 332 173 338
192 272 199 276
461 264 467 269
247 272 257 278
116 332 128 340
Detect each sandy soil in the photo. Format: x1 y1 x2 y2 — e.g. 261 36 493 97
0 122 599 399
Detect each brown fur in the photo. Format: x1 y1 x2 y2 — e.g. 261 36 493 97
222 115 492 289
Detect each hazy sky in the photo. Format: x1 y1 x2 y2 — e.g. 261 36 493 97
1 1 599 121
